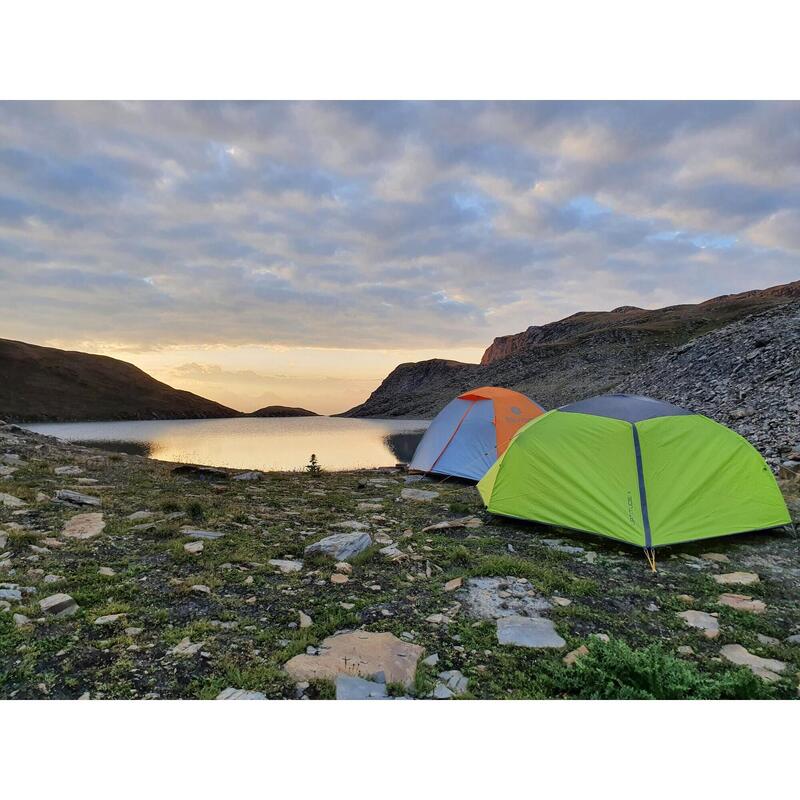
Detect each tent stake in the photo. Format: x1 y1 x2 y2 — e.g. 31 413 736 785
643 547 657 572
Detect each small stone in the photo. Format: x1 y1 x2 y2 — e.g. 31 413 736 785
55 489 100 507
125 627 143 636
422 653 439 667
400 488 439 502
585 552 597 564
0 588 22 601
94 613 124 626
334 562 352 574
590 633 610 643
268 558 303 573
677 594 695 604
551 596 572 607
785 634 800 645
180 528 225 540
54 465 84 476
677 645 694 655
339 602 355 610
127 511 153 521
335 674 389 700
169 637 204 656
425 613 451 624
720 644 786 682
0 492 27 508
438 669 469 695
421 516 482 532
43 574 64 584
216 687 267 700
98 567 116 576
717 593 766 613
184 541 204 554
13 613 31 627
677 610 720 638
496 616 565 648
299 611 312 628
444 577 463 592
432 683 454 699
701 552 730 563
563 645 589 666
304 532 372 562
62 512 105 539
231 471 263 481
757 634 780 646
39 592 79 617
330 573 349 584
713 572 760 586
191 584 211 594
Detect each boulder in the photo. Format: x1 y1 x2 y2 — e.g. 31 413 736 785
62 512 105 539
496 616 565 648
284 631 424 687
304 532 372 562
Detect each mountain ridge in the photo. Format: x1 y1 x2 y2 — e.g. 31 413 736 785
0 338 241 423
342 279 800 419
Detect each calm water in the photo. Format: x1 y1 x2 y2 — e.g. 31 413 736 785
23 417 429 472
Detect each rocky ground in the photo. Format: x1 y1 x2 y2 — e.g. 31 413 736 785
618 301 800 470
2 422 800 700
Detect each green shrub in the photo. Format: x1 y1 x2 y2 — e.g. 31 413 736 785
554 639 773 700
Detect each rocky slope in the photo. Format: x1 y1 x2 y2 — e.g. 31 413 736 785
342 280 800 419
248 406 319 417
617 300 800 469
0 338 241 423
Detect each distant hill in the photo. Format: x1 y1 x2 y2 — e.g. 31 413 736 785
248 405 319 417
0 338 241 423
341 279 800 418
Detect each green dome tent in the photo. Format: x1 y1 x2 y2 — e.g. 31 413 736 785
477 394 790 562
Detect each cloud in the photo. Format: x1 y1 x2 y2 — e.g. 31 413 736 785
0 100 798 361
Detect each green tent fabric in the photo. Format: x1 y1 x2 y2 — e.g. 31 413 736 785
477 394 790 549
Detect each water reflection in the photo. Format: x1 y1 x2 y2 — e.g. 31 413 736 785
24 417 428 472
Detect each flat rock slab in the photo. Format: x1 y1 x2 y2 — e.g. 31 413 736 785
496 616 566 648
180 528 225 540
400 488 439 502
54 466 83 476
216 687 266 700
540 538 585 554
39 593 79 617
720 644 787 682
0 492 26 508
232 471 264 481
422 516 482 532
62 512 105 540
284 631 423 687
717 593 766 613
335 675 388 700
269 558 303 573
713 572 760 586
701 552 730 563
55 489 101 506
460 576 551 620
677 610 720 638
304 532 372 562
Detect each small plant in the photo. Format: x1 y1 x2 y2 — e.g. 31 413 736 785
186 500 205 521
306 453 322 475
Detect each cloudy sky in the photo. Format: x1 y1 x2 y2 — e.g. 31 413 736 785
1 101 798 413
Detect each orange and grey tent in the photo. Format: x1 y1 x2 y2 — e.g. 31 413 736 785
410 387 545 481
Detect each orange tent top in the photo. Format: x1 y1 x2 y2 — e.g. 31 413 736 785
457 386 544 456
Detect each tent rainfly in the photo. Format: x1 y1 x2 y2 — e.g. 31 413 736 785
477 393 790 568
409 386 545 481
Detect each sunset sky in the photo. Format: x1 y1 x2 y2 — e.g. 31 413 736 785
1 101 798 414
